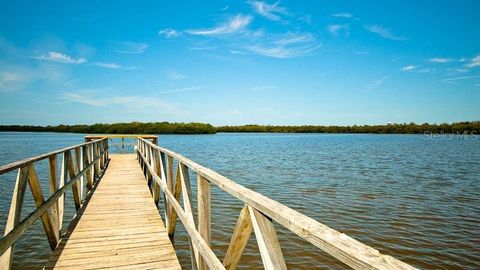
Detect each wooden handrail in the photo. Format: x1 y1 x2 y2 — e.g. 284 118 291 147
0 139 108 175
0 138 109 269
137 138 418 270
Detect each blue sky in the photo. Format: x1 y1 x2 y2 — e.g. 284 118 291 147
0 1 479 126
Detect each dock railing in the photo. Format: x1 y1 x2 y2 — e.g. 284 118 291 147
136 138 418 270
85 134 157 154
0 138 109 269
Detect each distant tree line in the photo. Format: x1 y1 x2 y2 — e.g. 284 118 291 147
216 121 480 134
0 122 216 134
0 121 478 134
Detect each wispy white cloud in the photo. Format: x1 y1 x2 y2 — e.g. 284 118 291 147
415 68 434 73
332 13 353 18
187 45 217 51
61 91 104 106
94 62 121 69
246 33 320 58
274 33 314 45
0 69 27 92
165 69 188 80
441 75 480 82
186 14 252 36
429 57 453 63
115 42 149 54
221 5 229 11
92 62 139 70
0 61 71 92
327 24 350 36
364 25 406 41
453 68 470 73
366 76 389 90
33 51 86 64
230 49 247 55
401 65 434 73
61 90 182 113
402 65 418 71
246 44 320 58
248 1 289 21
466 55 480 68
156 86 203 94
159 28 179 39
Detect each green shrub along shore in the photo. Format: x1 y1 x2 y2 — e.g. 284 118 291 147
0 121 479 134
0 122 216 134
217 121 480 134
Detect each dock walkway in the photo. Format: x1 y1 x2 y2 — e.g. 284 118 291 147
0 135 418 270
45 154 181 269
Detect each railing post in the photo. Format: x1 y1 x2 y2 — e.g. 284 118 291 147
27 164 58 250
165 155 174 230
84 145 93 190
58 152 67 230
66 151 82 210
48 154 60 241
152 150 161 204
94 142 100 180
248 206 287 270
223 205 253 269
197 175 211 270
105 138 109 162
178 163 199 269
0 167 28 270
74 147 83 200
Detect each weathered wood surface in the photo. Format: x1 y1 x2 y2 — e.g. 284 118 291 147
46 154 181 269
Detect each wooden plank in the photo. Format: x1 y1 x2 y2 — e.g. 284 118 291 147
248 206 287 270
27 164 59 250
197 175 211 270
223 205 253 270
0 166 29 270
46 154 181 270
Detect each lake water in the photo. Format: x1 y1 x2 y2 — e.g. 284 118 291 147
0 132 479 269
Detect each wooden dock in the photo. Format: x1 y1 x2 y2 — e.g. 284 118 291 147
45 154 181 269
0 135 419 270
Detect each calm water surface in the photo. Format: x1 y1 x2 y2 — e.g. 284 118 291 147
0 132 479 269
